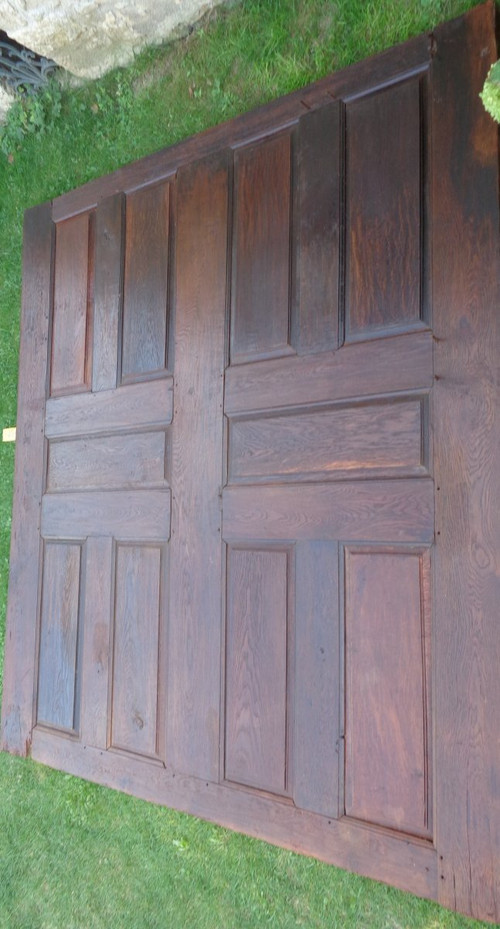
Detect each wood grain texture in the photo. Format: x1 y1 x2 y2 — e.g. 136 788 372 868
223 479 434 543
79 536 113 749
345 78 422 339
296 102 340 353
31 730 438 903
1 203 53 755
431 3 500 921
51 213 91 394
293 541 340 818
228 399 425 483
122 183 170 379
231 134 292 361
167 153 227 781
344 548 432 838
225 330 433 415
111 545 162 757
93 193 125 391
225 548 289 794
47 431 166 491
37 543 82 731
41 489 171 542
45 377 173 439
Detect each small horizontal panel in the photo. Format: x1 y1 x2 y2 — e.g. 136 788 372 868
111 545 162 757
229 399 424 483
47 431 166 491
225 547 289 795
45 378 173 439
42 489 171 541
344 547 432 837
225 330 433 416
223 479 433 543
37 542 82 731
51 213 91 395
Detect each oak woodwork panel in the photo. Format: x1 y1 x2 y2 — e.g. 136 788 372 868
47 431 166 491
223 479 433 543
111 545 162 757
345 78 422 339
228 399 425 483
293 541 340 817
225 547 289 795
41 490 171 542
93 193 125 391
344 548 432 838
45 378 173 439
224 330 433 415
122 183 170 379
80 536 113 749
231 134 292 361
37 542 82 731
51 213 91 395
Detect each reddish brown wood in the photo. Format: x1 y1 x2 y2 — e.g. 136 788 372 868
45 378 173 438
93 193 125 391
47 431 166 491
79 536 113 749
51 213 91 395
41 489 171 541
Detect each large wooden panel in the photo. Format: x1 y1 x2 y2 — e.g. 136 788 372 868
51 213 92 395
167 153 227 781
223 479 433 543
79 536 113 749
41 489 171 542
111 545 162 757
37 543 82 731
344 548 432 838
45 378 173 439
229 399 425 483
225 547 289 795
47 431 166 491
345 78 422 340
93 193 125 391
225 330 433 415
293 541 340 817
296 102 340 354
122 183 170 379
231 134 292 361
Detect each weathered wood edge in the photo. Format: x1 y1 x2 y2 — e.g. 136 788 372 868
1 202 53 755
431 0 500 922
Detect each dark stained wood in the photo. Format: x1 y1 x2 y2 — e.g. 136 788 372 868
431 2 500 921
223 479 434 543
122 183 170 379
45 378 173 438
225 329 433 415
51 213 91 395
1 202 53 755
345 78 422 340
47 431 166 491
93 193 125 391
41 489 171 541
225 547 289 795
111 545 162 757
166 153 227 781
231 134 292 361
344 547 432 838
296 102 340 354
228 398 425 483
37 542 82 731
293 541 340 818
79 536 113 749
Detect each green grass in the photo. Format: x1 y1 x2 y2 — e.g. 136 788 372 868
0 1 492 926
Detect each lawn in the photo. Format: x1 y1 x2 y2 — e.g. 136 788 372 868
0 1 494 926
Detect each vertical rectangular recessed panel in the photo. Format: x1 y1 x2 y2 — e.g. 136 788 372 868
231 134 292 361
225 547 289 795
37 542 82 731
111 545 162 757
344 548 431 838
345 79 422 340
122 183 170 379
51 214 91 395
93 193 125 392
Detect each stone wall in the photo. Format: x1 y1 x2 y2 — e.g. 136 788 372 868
0 0 229 79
